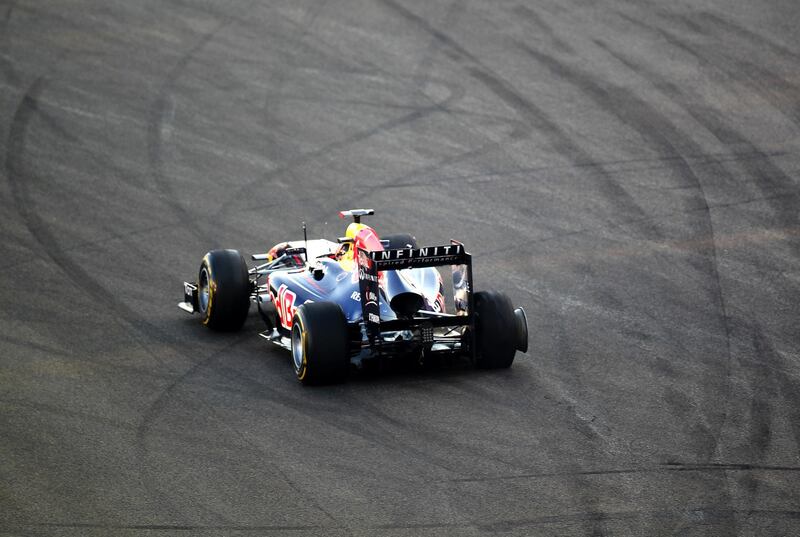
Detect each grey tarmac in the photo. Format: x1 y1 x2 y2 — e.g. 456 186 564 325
1 0 799 535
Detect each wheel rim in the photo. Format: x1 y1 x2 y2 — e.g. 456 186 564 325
291 323 304 372
199 267 210 313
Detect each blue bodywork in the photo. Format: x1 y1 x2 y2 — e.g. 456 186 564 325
266 256 445 332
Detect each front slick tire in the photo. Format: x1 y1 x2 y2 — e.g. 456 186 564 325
198 249 250 331
473 290 517 369
292 302 350 385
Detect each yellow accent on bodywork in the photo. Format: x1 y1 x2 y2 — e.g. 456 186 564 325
345 222 367 239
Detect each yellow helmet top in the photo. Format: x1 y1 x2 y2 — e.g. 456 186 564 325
345 222 368 240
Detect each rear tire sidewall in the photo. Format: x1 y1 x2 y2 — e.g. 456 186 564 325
474 290 517 369
199 249 250 331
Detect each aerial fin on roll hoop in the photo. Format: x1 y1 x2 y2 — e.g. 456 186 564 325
302 221 308 262
338 209 374 224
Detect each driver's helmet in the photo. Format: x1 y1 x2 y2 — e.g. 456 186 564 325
345 222 367 240
336 222 367 269
338 223 383 271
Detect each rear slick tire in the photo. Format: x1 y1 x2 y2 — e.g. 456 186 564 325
473 290 517 369
292 302 350 385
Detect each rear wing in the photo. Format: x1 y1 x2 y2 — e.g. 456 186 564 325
370 243 467 269
356 240 474 344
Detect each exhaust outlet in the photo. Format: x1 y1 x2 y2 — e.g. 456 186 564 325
389 292 424 317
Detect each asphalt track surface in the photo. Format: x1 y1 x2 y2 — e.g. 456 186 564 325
2 0 800 535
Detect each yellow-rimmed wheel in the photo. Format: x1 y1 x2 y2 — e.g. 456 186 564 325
198 249 250 331
291 318 307 380
291 302 349 385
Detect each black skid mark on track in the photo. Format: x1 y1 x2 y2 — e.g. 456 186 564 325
412 0 464 89
209 5 474 218
6 74 187 520
512 4 575 55
371 3 633 533
690 13 800 128
183 359 481 527
536 297 613 537
398 0 470 183
17 521 323 532
733 58 800 126
0 1 19 88
379 0 661 242
335 384 520 474
133 343 342 526
520 44 734 383
603 19 800 259
148 19 232 246
466 66 662 238
633 7 800 133
212 359 466 477
209 2 475 219
451 462 800 483
0 21 20 86
1 1 15 30
374 508 800 532
517 42 740 535
751 326 800 467
321 2 533 210
10 507 800 533
20 91 153 195
133 334 256 526
738 326 775 499
593 30 800 457
325 132 515 216
688 11 800 64
244 0 337 222
187 351 483 515
220 1 523 221
5 74 262 523
217 100 458 218
5 77 190 368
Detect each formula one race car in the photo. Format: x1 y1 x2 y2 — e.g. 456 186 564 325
179 209 528 384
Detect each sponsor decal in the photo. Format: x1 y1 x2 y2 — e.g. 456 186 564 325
357 245 381 342
431 295 443 312
371 244 465 268
358 268 379 282
276 284 297 329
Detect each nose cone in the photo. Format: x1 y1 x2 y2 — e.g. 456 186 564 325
389 291 424 317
